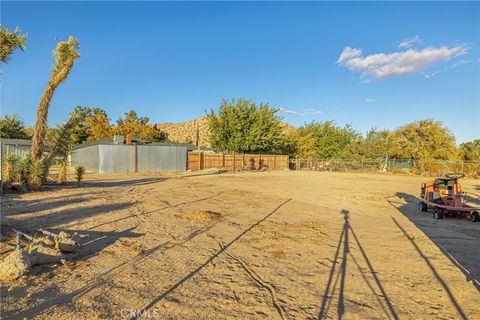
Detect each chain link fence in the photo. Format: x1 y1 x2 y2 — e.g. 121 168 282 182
289 158 480 178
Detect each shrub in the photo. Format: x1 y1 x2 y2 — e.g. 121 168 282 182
2 153 19 189
16 153 32 188
75 166 85 187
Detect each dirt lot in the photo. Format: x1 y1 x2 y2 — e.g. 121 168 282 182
1 170 479 319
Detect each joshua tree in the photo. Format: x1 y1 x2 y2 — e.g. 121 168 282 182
0 25 27 63
28 158 45 191
57 157 68 184
31 37 80 160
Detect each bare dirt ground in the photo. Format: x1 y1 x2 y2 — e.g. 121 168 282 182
1 170 479 320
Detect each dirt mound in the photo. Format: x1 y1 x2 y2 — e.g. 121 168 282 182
0 249 31 282
184 210 222 223
55 231 80 253
28 244 64 266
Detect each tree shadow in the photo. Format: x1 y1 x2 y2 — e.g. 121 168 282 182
387 192 480 293
83 177 168 188
1 202 134 241
317 209 398 320
5 216 222 319
3 226 144 319
81 190 226 231
2 196 90 216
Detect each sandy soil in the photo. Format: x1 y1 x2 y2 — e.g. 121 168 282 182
1 170 479 319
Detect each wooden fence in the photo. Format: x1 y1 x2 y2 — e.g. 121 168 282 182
187 152 289 171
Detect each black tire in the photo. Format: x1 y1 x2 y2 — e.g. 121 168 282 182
434 208 444 220
419 202 428 212
471 212 479 223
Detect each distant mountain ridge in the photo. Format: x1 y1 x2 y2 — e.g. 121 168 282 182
156 115 211 147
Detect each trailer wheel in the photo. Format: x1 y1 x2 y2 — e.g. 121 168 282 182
419 202 428 212
434 208 444 220
472 211 479 223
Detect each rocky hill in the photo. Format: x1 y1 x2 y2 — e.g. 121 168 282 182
157 115 212 147
157 115 295 147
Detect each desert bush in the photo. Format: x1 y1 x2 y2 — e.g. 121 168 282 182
2 153 19 189
16 153 32 188
75 166 85 187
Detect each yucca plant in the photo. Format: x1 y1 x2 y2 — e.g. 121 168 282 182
28 158 45 191
75 166 85 187
2 153 19 189
16 153 32 189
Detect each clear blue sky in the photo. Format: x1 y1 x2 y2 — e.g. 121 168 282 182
1 1 479 143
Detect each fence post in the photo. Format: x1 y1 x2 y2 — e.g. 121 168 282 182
242 153 245 170
461 160 464 174
259 153 262 170
133 145 138 173
222 152 225 168
0 142 3 195
233 151 236 172
273 154 276 170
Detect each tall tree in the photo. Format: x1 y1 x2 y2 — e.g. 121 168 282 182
209 98 284 152
0 115 30 139
359 128 392 159
460 140 480 161
115 110 167 142
390 119 460 160
85 108 113 141
295 121 360 159
0 25 27 62
31 37 80 159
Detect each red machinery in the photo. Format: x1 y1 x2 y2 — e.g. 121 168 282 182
419 173 479 222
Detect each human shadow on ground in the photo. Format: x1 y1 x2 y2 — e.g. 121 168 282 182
129 198 292 320
390 216 468 319
317 209 398 320
387 192 480 294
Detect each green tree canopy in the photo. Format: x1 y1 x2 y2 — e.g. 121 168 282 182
115 110 167 142
0 25 27 63
209 99 284 153
70 106 113 144
295 121 361 159
358 128 392 159
0 115 30 139
460 139 480 161
389 119 459 160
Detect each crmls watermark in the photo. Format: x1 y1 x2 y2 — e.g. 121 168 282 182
120 308 161 318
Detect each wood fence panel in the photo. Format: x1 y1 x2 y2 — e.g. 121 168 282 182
187 152 289 171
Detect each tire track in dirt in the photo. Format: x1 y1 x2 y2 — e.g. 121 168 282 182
222 248 286 320
130 198 292 320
